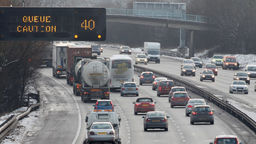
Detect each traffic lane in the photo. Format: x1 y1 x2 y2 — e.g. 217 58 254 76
137 80 256 144
25 68 79 144
55 71 131 144
110 92 182 144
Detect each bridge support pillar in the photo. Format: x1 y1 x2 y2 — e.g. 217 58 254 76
179 28 186 48
189 30 194 58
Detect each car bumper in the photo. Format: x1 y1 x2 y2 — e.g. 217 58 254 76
171 101 187 106
183 72 195 75
135 107 155 113
231 89 248 93
145 123 168 129
190 116 214 122
121 91 138 96
140 79 154 84
88 135 115 142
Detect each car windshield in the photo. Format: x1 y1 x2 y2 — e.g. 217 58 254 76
112 60 131 68
124 83 136 87
143 73 153 77
226 58 236 62
192 58 200 61
236 73 248 76
189 100 206 104
206 64 216 69
184 65 193 69
122 46 130 50
203 70 213 74
194 107 211 112
137 98 153 102
248 66 256 71
216 138 238 144
148 112 165 117
233 81 246 85
184 60 193 63
160 81 174 86
91 123 112 129
97 101 112 106
137 55 146 58
213 56 223 59
172 88 186 92
173 93 187 98
148 51 159 55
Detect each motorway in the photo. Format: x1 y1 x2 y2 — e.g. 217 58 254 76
23 47 256 144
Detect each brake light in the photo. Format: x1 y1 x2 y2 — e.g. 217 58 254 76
57 70 61 73
209 111 213 115
76 84 81 89
192 112 197 115
104 92 110 95
162 118 167 122
158 86 162 91
140 76 144 79
109 131 114 135
188 105 193 108
136 87 138 90
89 131 95 135
121 88 125 90
146 118 151 122
153 75 156 79
135 103 139 106
171 97 175 100
150 103 155 106
84 92 89 95
154 82 157 85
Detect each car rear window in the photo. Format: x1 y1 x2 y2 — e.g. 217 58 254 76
124 83 136 87
194 107 211 112
172 88 186 92
148 112 165 117
160 81 174 86
173 93 187 98
92 123 112 129
206 64 216 68
216 138 238 144
97 101 112 106
143 73 153 77
189 100 205 104
137 98 153 102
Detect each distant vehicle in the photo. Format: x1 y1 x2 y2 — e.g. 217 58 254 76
182 59 195 68
190 105 214 125
120 82 138 96
255 82 256 92
119 46 131 54
229 80 248 94
170 91 190 108
233 72 250 84
52 41 68 78
66 43 92 86
144 42 161 63
133 97 155 115
180 64 196 76
205 63 218 76
80 60 110 103
156 80 174 97
185 99 206 116
142 111 169 131
92 44 101 55
109 55 134 90
94 100 114 112
135 54 148 65
191 57 203 68
100 45 105 53
139 71 155 85
209 135 242 144
245 64 256 78
152 77 168 90
211 55 224 66
168 86 186 102
200 69 215 82
222 56 239 70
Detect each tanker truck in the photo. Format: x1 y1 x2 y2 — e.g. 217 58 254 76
80 60 110 102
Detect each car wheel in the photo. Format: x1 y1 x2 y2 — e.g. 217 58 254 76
136 94 139 97
229 90 233 94
193 74 195 77
186 113 189 117
245 92 248 94
157 94 160 97
144 127 147 131
181 73 183 76
199 65 202 68
212 79 215 82
200 79 203 82
134 111 137 115
140 82 142 85
164 128 168 131
210 121 214 125
248 81 250 85
170 105 174 108
190 121 194 125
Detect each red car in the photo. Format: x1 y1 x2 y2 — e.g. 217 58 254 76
206 64 218 76
157 80 174 97
133 97 155 115
170 91 190 108
210 135 242 144
168 86 186 102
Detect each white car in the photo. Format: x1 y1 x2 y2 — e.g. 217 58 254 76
135 54 148 65
245 64 256 78
229 80 248 94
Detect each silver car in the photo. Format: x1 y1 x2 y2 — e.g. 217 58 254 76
120 82 139 96
185 99 206 116
87 122 116 143
229 80 248 94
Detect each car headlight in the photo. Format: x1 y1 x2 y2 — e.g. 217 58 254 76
212 75 215 78
234 63 237 66
225 63 228 65
248 72 251 75
215 69 218 72
129 50 131 52
235 77 239 80
182 69 186 72
144 59 147 62
247 77 250 80
192 69 196 72
212 59 216 62
202 75 205 78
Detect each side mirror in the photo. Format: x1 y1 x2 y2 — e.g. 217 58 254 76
209 142 213 144
133 102 135 104
142 116 145 118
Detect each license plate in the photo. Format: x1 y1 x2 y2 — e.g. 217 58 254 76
152 120 160 122
128 88 133 91
91 89 101 92
142 104 149 106
97 132 107 135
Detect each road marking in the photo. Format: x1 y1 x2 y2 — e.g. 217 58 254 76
46 75 82 144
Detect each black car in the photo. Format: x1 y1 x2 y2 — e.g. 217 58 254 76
233 72 250 84
191 57 203 68
200 69 215 82
139 72 155 85
181 65 196 76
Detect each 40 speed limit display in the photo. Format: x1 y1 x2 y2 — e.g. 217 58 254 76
0 8 106 41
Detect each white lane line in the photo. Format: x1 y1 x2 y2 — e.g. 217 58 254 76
45 75 82 144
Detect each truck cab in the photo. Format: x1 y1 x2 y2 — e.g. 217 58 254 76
144 42 161 63
222 56 239 70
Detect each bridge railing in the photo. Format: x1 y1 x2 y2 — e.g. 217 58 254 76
106 8 208 23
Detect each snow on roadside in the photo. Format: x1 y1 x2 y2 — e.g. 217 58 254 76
0 107 28 125
1 110 40 144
